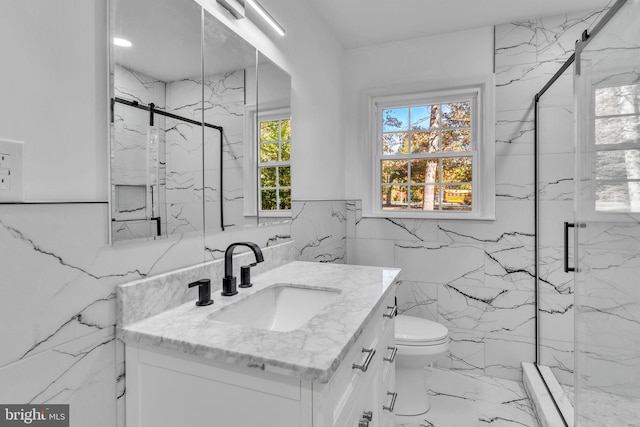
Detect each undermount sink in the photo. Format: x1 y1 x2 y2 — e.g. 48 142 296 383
208 284 341 332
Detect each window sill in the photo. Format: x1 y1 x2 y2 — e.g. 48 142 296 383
364 211 496 221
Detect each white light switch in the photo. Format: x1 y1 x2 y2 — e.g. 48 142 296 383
0 139 23 201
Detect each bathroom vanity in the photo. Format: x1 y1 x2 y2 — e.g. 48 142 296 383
119 261 400 427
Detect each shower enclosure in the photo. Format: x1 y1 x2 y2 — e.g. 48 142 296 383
532 0 640 425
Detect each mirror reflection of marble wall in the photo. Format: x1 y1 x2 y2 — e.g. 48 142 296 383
110 0 291 244
111 0 204 241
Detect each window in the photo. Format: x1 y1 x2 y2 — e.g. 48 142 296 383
368 79 494 220
593 82 640 212
258 114 291 212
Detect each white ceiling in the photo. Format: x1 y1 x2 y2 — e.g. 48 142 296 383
306 0 613 49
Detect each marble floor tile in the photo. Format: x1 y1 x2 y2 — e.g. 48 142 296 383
396 368 540 427
561 384 640 427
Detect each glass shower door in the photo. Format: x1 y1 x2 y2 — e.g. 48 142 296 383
574 1 640 424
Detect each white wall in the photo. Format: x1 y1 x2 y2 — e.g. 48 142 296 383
0 0 108 202
344 26 494 203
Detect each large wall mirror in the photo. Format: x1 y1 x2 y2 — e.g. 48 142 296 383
109 0 291 243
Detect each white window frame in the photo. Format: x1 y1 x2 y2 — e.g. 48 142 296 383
366 77 495 220
243 106 291 218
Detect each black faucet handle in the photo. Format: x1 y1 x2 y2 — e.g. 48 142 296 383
239 263 257 288
188 279 213 306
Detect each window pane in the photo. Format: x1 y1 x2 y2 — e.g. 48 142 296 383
261 189 277 210
260 143 278 162
280 119 291 140
595 116 640 145
410 131 439 153
382 108 409 132
381 185 408 210
595 85 640 116
442 102 471 128
442 185 472 211
260 167 276 187
381 160 408 184
278 166 291 186
442 129 471 151
260 120 279 142
410 159 439 183
595 182 640 212
411 105 433 130
382 132 408 154
279 189 291 210
409 186 424 209
425 185 440 211
281 141 291 161
596 150 640 181
443 157 472 183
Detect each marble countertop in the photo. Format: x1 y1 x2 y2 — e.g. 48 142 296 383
118 261 400 383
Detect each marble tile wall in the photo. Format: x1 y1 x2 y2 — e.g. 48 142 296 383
291 200 347 263
347 8 606 383
0 202 291 427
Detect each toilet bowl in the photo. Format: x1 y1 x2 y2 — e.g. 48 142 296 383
394 314 449 416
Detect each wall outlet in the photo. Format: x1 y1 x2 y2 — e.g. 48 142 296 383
0 153 10 168
0 174 10 190
0 139 23 201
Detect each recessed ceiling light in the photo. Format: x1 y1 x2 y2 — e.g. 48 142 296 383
114 37 132 48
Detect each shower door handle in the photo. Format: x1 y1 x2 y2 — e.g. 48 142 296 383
564 222 585 273
564 222 574 272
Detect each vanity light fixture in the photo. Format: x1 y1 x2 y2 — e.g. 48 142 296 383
113 37 132 48
246 0 286 36
216 0 246 19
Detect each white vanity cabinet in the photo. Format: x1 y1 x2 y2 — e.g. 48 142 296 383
124 293 397 427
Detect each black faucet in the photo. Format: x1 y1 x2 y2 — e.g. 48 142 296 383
188 279 213 306
222 242 264 296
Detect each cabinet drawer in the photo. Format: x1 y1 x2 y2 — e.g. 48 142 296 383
330 318 380 422
380 367 397 427
379 325 396 383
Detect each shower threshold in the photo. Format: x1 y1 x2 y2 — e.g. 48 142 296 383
522 362 573 427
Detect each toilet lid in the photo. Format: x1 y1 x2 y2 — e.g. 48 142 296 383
395 315 448 345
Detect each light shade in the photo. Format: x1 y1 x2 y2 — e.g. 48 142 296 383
113 37 132 48
246 0 285 36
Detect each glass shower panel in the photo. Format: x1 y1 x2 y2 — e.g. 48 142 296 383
574 1 640 424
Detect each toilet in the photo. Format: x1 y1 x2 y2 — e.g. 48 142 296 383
394 314 450 416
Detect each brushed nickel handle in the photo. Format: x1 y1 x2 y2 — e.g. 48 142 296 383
383 305 397 319
362 411 373 421
383 391 398 412
383 345 398 363
358 420 369 427
352 348 376 372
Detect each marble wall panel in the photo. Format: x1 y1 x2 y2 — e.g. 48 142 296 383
396 280 438 321
291 200 347 264
0 200 294 427
540 338 575 386
495 108 534 157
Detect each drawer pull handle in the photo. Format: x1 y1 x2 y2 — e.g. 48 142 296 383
358 420 369 427
362 411 373 421
352 348 376 372
383 391 398 412
383 305 397 319
383 346 398 363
